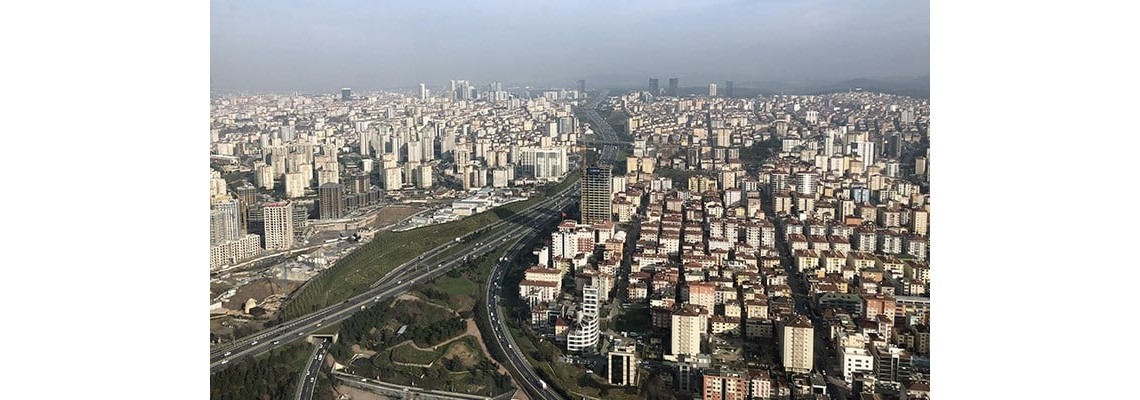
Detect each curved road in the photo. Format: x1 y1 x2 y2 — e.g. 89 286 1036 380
210 179 581 374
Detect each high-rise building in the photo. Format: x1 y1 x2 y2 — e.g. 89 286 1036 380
608 339 639 386
515 146 568 180
725 80 734 98
581 165 613 225
284 172 307 198
577 79 586 93
567 285 601 352
708 83 717 97
318 183 345 219
779 315 814 374
649 78 659 94
419 83 427 100
702 369 747 400
341 88 352 101
795 172 818 196
210 200 242 246
852 141 877 167
262 201 294 250
671 304 708 357
234 181 257 231
668 78 679 96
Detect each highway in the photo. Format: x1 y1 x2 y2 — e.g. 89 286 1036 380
296 338 330 400
210 178 581 374
485 91 627 400
483 203 570 400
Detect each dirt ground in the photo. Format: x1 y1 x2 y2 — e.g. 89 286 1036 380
222 278 300 310
333 384 395 400
373 205 422 228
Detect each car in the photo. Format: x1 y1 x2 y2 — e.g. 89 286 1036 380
361 378 368 382
221 359 229 364
223 351 231 357
272 340 280 345
250 341 258 346
298 332 305 336
316 323 322 327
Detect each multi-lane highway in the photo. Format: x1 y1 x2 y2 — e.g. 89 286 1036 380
485 92 627 400
295 338 330 400
484 198 574 400
210 179 581 374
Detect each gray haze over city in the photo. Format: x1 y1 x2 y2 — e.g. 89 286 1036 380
211 0 929 93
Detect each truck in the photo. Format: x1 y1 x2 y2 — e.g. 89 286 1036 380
539 379 547 390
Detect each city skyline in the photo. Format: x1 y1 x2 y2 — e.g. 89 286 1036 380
211 0 929 92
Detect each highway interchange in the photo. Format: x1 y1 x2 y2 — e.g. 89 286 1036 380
212 91 624 400
209 178 581 374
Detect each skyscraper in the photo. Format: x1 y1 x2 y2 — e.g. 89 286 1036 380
318 183 345 219
725 80 734 97
708 83 717 97
262 201 294 250
649 78 659 94
419 83 427 100
668 78 679 96
580 165 613 225
577 79 586 93
340 88 352 101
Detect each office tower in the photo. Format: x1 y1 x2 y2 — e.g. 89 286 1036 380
914 156 927 177
671 304 708 357
702 369 747 400
419 83 427 100
649 78 659 94
318 183 345 219
668 78 679 96
708 83 717 97
780 315 814 374
725 80 734 98
608 340 639 386
341 88 351 101
262 201 294 250
580 165 613 225
577 79 586 93
210 200 242 246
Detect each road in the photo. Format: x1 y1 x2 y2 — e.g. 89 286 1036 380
484 197 573 400
210 178 581 374
486 91 627 400
296 338 331 400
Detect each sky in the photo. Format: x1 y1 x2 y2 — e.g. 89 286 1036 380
211 0 929 92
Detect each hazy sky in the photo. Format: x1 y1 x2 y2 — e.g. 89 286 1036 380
211 0 929 92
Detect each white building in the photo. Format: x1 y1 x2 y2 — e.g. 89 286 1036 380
262 201 294 251
841 347 875 384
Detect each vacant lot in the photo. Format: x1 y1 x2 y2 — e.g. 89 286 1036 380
373 205 421 227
